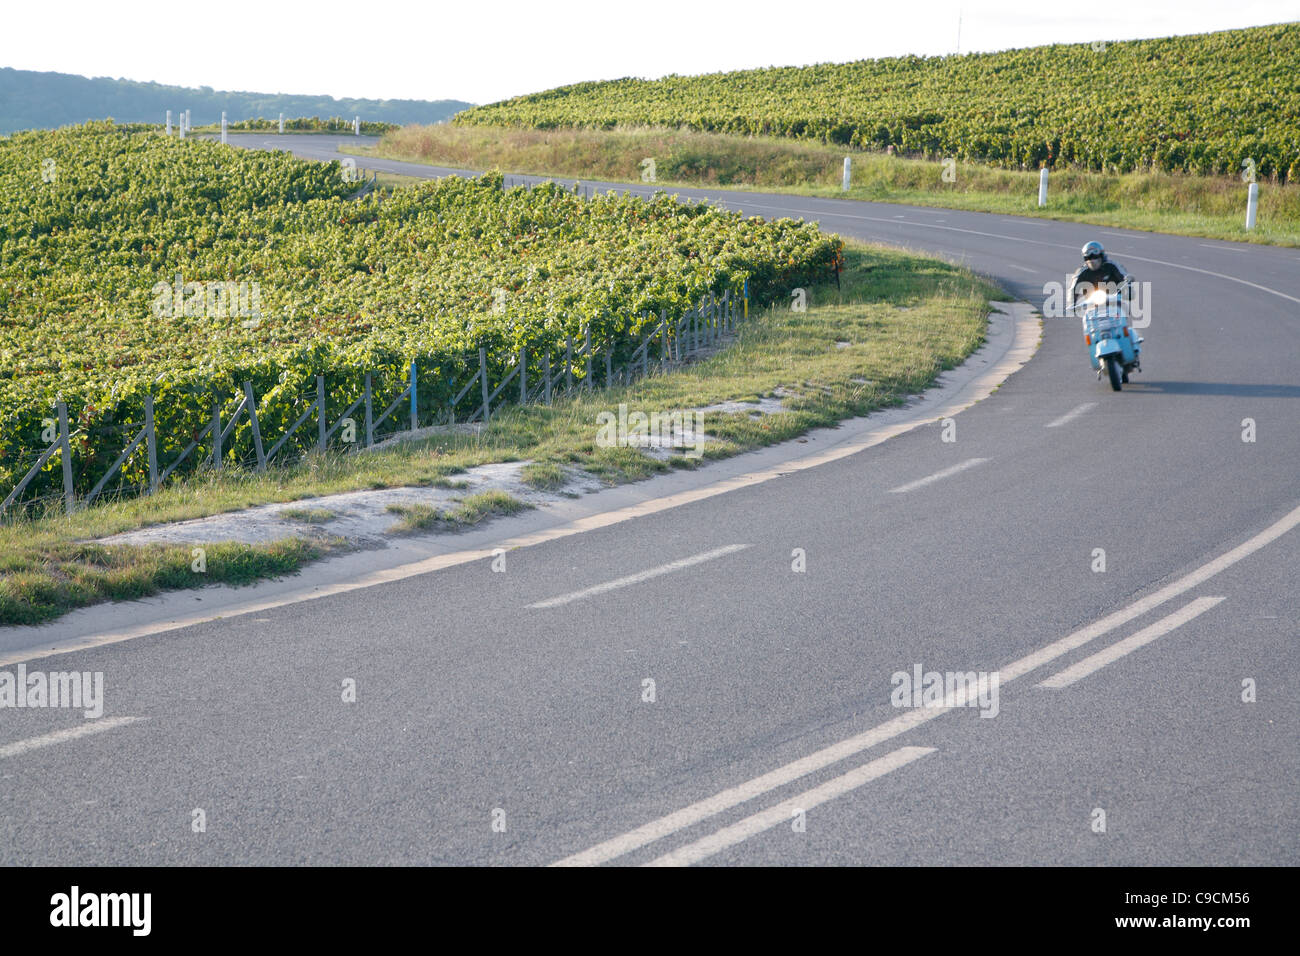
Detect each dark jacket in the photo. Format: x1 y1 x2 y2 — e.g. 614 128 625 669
1070 257 1131 305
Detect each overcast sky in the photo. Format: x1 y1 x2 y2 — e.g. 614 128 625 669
2 0 1295 105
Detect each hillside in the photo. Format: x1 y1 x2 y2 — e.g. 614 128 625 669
0 67 474 134
456 22 1300 181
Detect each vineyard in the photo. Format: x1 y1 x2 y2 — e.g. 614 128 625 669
0 122 838 505
456 22 1300 182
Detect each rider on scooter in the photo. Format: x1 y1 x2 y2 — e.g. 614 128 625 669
1070 240 1140 380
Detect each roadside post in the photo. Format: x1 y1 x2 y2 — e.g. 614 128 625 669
410 361 418 430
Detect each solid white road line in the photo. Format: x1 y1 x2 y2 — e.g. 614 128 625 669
644 747 936 867
1045 402 1098 428
528 544 750 609
734 200 1300 307
888 458 988 494
1007 263 1036 273
0 717 145 760
1037 596 1225 688
554 502 1300 866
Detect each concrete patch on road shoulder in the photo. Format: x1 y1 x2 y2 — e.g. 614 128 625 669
94 462 604 548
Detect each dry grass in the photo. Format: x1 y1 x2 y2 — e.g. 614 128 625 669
353 124 1300 246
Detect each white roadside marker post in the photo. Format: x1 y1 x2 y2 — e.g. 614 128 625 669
221 111 227 145
842 156 851 192
1245 182 1259 230
166 110 172 136
354 116 360 136
279 113 284 134
1038 167 1049 207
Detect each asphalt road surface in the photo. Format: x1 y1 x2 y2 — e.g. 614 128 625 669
1 135 1296 866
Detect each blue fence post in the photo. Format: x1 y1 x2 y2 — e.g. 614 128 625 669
317 375 327 451
58 401 74 513
410 360 418 430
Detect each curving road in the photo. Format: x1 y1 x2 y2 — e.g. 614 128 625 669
0 134 1295 866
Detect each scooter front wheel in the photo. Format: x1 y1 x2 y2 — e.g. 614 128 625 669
1105 355 1123 391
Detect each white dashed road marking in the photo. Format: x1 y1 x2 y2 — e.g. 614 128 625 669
1045 402 1097 428
0 717 146 760
888 458 989 494
528 544 750 609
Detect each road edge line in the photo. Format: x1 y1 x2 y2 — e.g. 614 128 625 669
1 303 1040 667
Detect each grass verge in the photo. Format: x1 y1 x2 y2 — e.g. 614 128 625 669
348 124 1300 247
519 463 568 491
0 538 329 628
280 508 337 524
0 241 1000 626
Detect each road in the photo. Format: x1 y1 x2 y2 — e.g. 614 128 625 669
1 135 1296 865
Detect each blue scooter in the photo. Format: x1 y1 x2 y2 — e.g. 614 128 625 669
1073 282 1142 391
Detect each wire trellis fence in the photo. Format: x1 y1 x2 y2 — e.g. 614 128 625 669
1 288 748 519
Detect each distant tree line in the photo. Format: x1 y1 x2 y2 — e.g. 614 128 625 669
0 67 474 134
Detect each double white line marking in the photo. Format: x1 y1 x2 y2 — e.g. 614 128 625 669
555 501 1300 866
644 747 936 867
1038 596 1224 688
553 712 944 866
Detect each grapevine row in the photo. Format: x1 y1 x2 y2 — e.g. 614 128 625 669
455 23 1300 181
0 123 839 498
